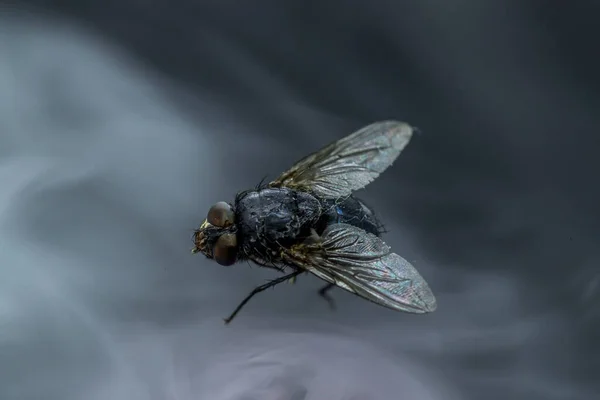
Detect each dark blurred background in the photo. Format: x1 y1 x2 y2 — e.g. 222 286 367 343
1 1 598 399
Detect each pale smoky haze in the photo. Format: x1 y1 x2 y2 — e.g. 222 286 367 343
0 2 598 400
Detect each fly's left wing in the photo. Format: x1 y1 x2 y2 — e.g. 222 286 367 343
269 121 414 199
283 223 437 313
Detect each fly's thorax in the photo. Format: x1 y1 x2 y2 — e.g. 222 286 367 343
234 188 322 256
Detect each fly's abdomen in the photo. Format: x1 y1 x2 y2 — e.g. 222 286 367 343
319 196 381 236
235 188 322 255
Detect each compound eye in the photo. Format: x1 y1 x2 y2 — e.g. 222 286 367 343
207 201 234 227
213 233 238 266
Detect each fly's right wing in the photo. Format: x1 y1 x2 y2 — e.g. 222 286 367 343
269 121 414 199
283 223 437 314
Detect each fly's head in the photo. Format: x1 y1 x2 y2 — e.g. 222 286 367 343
192 201 238 266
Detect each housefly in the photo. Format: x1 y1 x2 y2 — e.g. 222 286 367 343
192 121 437 324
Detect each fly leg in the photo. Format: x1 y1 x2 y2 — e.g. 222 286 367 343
223 270 303 325
318 283 336 310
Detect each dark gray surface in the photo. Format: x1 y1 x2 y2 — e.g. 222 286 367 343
1 2 598 399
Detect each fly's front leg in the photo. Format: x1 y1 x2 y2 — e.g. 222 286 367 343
223 269 303 325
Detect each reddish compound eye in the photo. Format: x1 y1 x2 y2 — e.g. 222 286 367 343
207 201 234 227
213 233 237 266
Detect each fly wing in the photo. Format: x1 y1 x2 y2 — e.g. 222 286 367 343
284 223 437 313
269 121 414 199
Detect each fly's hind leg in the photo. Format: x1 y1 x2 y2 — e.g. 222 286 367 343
318 282 336 310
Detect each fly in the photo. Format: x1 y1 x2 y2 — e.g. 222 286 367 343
192 121 437 324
